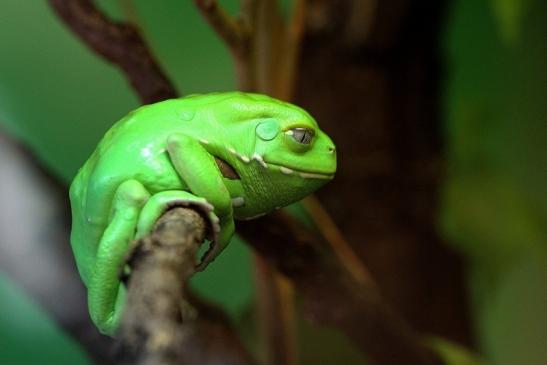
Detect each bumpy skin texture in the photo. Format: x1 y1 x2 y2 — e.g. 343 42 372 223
69 92 337 335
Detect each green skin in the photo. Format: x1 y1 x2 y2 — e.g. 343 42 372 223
69 92 336 335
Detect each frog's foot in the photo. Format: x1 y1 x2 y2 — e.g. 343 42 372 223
89 179 150 335
135 190 223 267
197 217 234 270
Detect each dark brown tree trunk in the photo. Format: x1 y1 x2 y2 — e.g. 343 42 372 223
295 0 473 346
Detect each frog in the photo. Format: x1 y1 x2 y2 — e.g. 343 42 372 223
69 92 336 335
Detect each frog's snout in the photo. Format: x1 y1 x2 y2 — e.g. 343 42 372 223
322 142 337 176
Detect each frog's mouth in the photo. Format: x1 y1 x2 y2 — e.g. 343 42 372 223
214 151 333 180
264 162 334 180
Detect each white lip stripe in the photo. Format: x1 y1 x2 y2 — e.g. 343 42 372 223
252 154 268 168
224 147 331 179
199 138 209 144
299 172 332 179
280 166 294 175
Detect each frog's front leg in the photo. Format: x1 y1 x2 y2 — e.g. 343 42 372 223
89 179 150 335
166 133 235 267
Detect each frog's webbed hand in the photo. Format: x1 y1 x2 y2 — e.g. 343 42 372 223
166 133 235 267
89 179 150 335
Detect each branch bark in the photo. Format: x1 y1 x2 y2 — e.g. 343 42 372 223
193 0 250 55
48 0 177 103
117 207 255 365
193 0 253 90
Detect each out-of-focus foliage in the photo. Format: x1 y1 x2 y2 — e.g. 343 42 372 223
489 0 531 44
0 273 90 364
443 0 547 364
429 337 487 365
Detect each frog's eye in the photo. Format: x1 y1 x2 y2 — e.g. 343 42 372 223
288 128 314 144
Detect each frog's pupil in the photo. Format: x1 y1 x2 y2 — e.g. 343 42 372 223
292 128 313 144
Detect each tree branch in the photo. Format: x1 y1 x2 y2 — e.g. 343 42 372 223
302 195 374 286
253 255 299 365
193 0 250 55
48 0 177 103
116 207 255 365
276 0 306 100
193 0 253 90
238 210 444 365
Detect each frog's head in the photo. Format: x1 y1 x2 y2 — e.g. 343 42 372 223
206 93 337 219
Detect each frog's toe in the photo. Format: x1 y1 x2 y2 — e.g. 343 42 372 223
196 218 234 271
135 190 220 243
117 180 150 205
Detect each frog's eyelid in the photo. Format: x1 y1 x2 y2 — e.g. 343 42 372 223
284 128 314 135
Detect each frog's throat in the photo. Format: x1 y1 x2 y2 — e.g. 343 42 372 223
199 138 333 180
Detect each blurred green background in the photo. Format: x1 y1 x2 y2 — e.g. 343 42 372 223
0 0 545 364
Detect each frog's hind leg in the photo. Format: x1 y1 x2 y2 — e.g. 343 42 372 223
89 179 150 335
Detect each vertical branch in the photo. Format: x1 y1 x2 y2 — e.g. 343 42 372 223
302 195 373 286
253 256 298 365
192 0 250 53
252 0 286 95
193 0 253 90
48 0 177 103
276 0 306 101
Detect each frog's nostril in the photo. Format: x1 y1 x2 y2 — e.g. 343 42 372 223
328 146 336 154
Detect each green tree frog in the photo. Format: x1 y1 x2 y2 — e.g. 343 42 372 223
69 92 336 335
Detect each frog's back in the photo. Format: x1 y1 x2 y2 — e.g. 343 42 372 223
70 92 277 282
